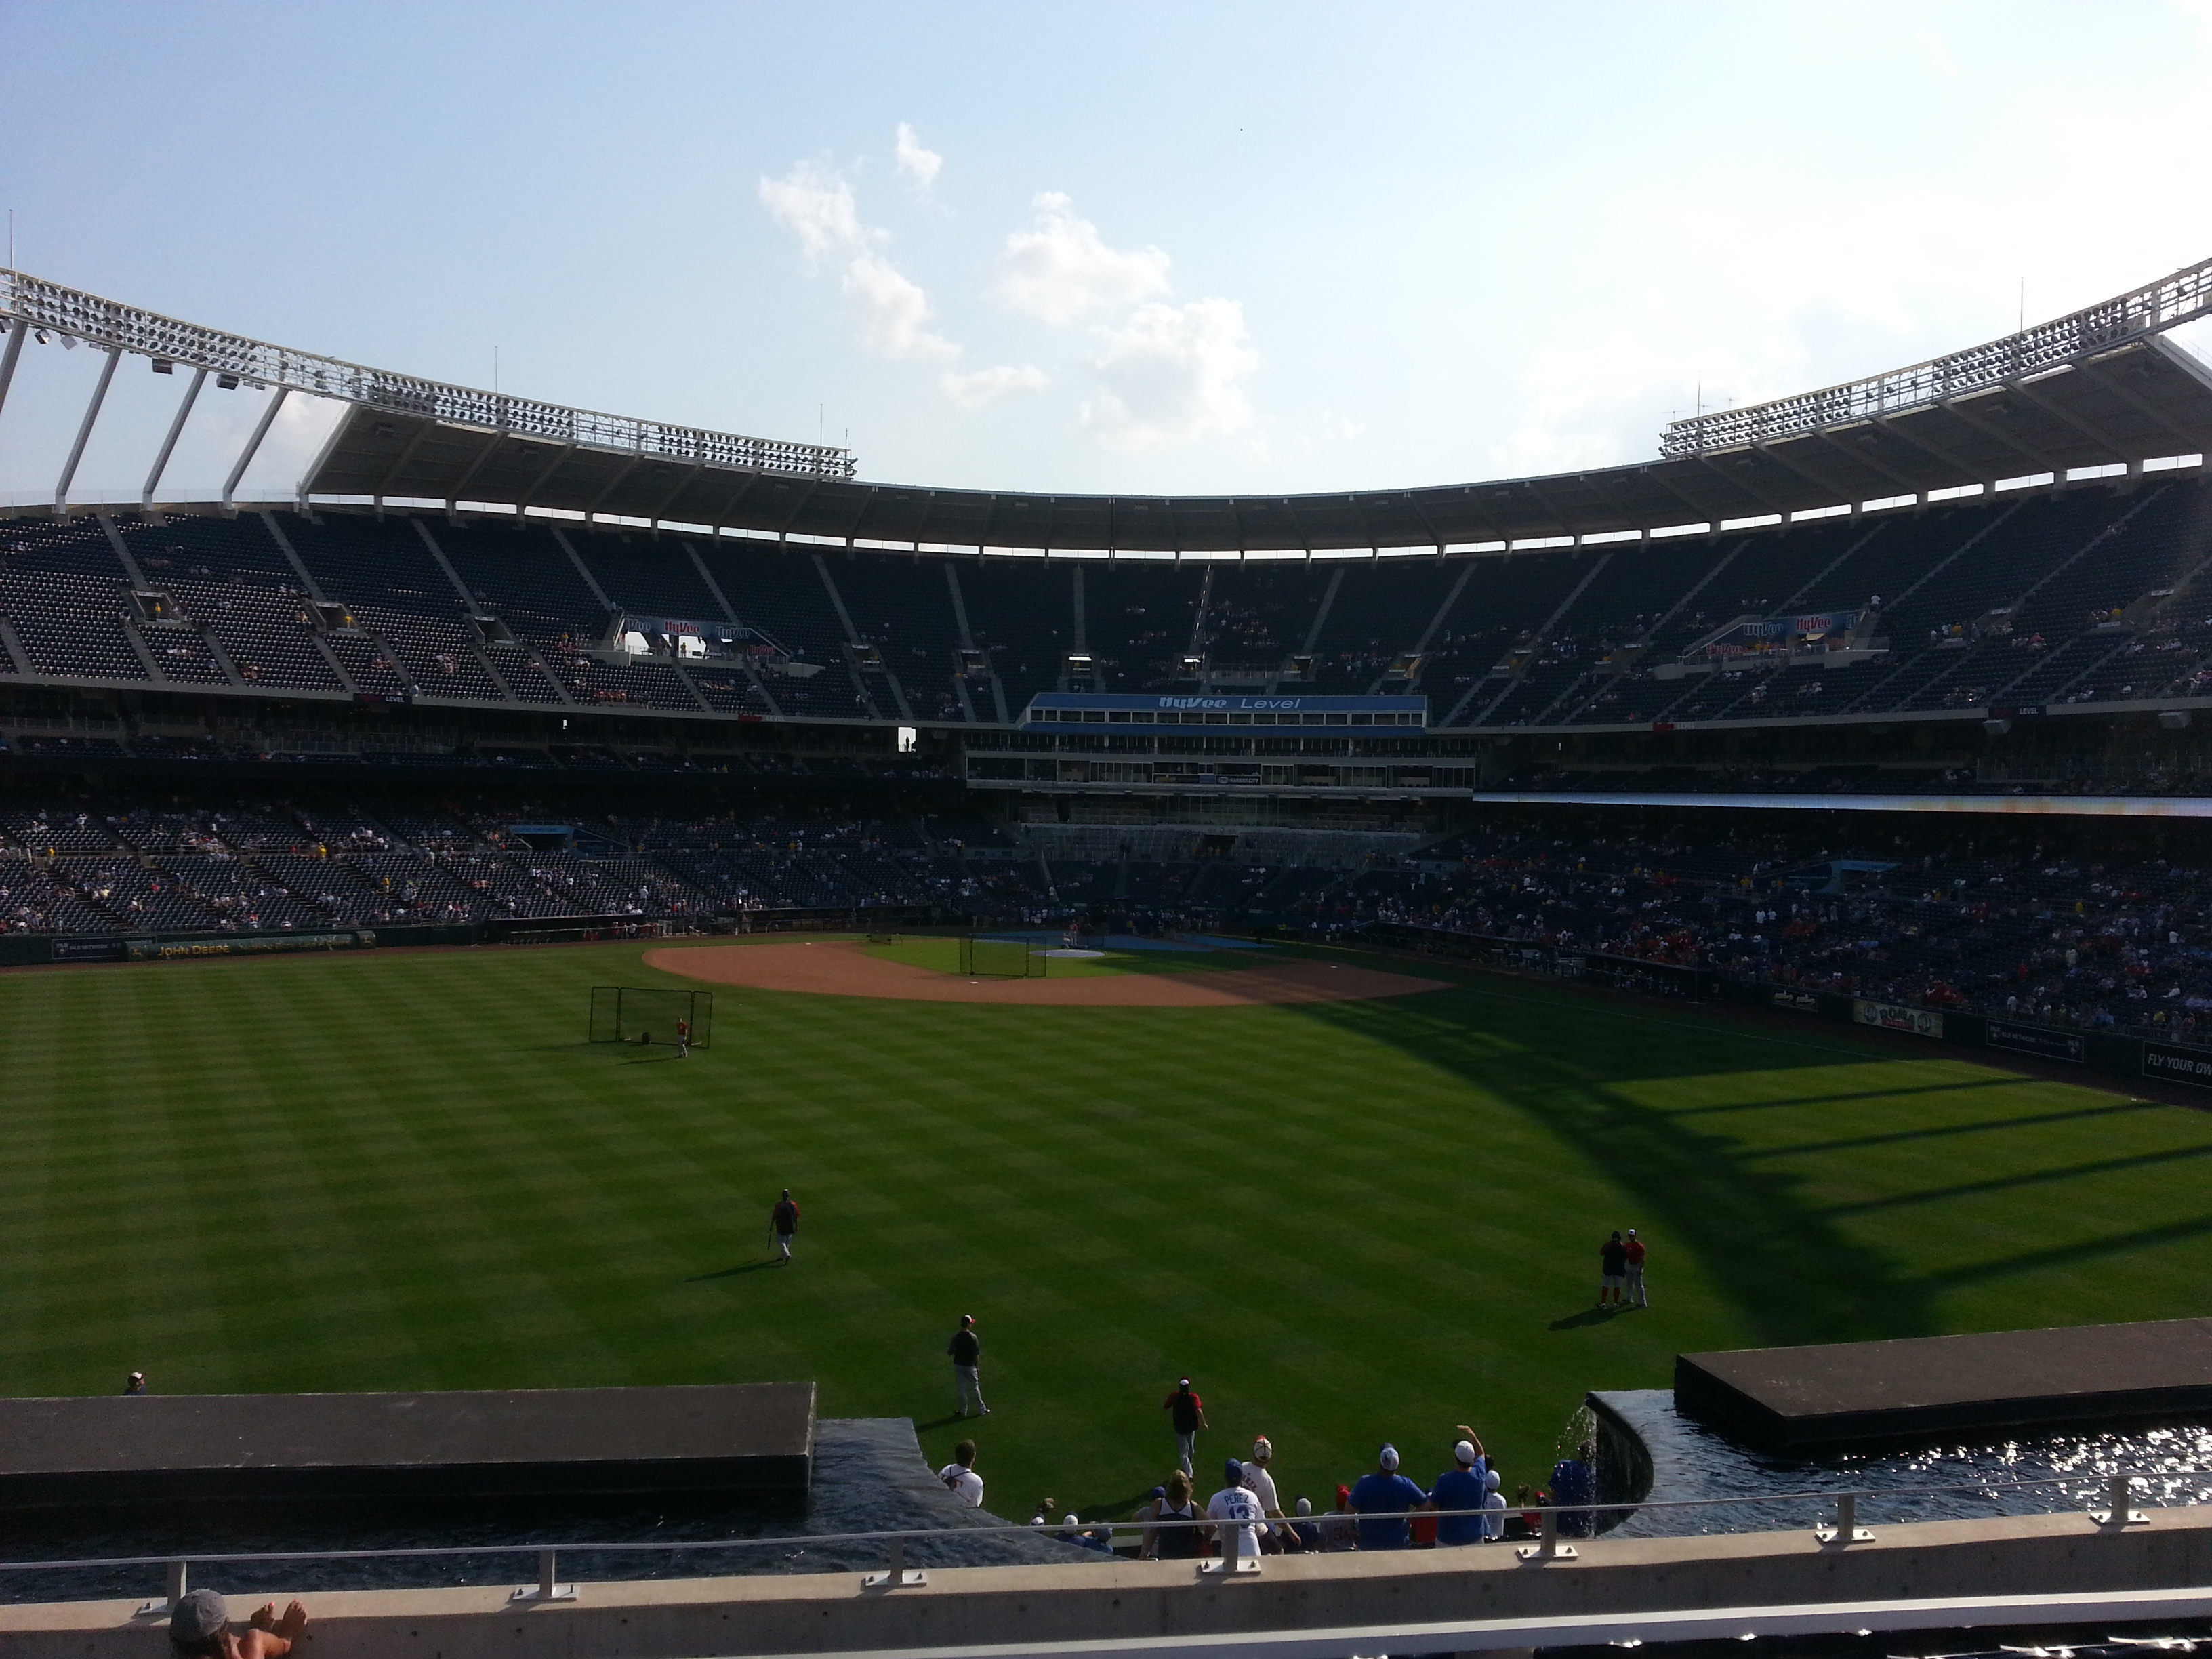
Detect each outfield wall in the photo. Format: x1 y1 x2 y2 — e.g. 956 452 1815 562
7 1507 2212 1659
0 906 951 968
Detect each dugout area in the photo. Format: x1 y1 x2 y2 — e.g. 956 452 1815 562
589 985 714 1048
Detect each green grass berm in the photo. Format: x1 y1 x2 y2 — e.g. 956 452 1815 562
2 935 2207 1526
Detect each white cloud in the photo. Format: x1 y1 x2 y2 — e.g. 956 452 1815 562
940 364 1050 407
994 193 1172 327
1082 298 1258 453
757 161 874 266
842 255 959 363
760 159 961 365
1914 28 1958 77
893 123 943 192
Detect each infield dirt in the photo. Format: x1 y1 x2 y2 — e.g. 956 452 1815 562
644 939 1449 1006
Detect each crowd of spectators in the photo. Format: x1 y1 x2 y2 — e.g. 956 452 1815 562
12 778 2212 1045
0 794 1023 934
1263 819 2212 1041
1012 1425 1604 1560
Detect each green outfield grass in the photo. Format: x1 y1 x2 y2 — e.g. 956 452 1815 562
3 936 2209 1528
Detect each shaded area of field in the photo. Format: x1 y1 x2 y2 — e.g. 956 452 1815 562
1 939 2207 1536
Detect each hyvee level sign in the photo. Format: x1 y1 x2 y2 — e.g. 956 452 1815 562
1025 693 1427 731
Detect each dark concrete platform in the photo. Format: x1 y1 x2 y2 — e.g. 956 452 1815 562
1676 1318 2212 1452
0 1383 814 1510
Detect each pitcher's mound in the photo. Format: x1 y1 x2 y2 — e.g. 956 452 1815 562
644 941 1448 1007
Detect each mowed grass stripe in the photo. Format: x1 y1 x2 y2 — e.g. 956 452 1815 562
5 940 2211 1523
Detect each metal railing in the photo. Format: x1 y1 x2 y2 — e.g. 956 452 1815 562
0 1471 2178 1608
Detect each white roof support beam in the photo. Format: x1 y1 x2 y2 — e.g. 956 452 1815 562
220 386 289 514
54 346 120 516
143 366 207 508
0 316 28 444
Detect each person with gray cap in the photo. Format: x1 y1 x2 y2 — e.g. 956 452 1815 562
169 1590 308 1658
1349 1444 1429 1551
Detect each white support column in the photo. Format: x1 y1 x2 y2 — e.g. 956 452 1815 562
0 317 28 438
54 346 121 516
221 386 290 515
142 367 207 509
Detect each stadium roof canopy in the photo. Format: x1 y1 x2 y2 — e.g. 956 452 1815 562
5 258 2211 550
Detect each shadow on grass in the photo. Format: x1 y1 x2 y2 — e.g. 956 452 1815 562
1283 981 1955 1346
1288 964 2212 1345
685 1261 781 1282
1547 1306 1624 1332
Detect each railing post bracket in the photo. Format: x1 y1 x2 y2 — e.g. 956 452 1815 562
863 1534 928 1589
510 1549 577 1603
1815 1492 1875 1546
1517 1506 1578 1563
2093 1475 2148 1529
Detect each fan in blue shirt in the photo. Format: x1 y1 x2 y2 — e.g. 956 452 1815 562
1349 1445 1429 1550
1429 1439 1492 1546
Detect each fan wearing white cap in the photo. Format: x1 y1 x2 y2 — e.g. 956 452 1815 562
1429 1437 1491 1547
1348 1443 1429 1551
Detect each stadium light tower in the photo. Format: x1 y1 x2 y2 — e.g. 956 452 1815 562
0 267 856 518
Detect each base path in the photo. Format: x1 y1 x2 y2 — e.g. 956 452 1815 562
644 940 1448 1006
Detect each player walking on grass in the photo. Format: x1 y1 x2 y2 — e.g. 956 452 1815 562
1598 1229 1628 1307
674 1018 689 1059
770 1189 799 1265
1164 1377 1208 1476
1624 1229 1648 1307
949 1313 989 1416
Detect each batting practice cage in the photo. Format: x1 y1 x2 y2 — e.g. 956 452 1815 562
589 985 715 1048
958 936 1046 978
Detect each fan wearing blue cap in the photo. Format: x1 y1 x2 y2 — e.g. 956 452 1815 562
1206 1457 1265 1561
1349 1443 1429 1551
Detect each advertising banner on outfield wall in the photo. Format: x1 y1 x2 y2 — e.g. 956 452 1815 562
2143 1042 2212 1088
1987 1022 2086 1063
124 931 371 962
49 937 140 962
1855 998 1944 1038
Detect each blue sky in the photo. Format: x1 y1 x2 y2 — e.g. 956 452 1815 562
2 1 2209 508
